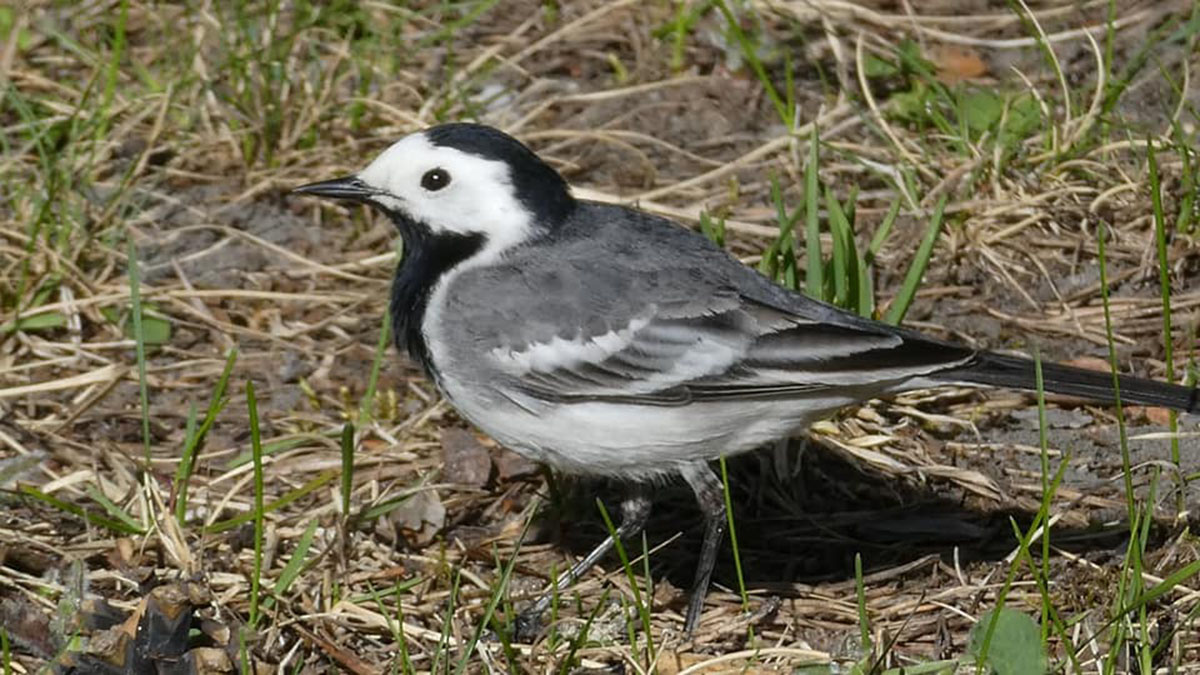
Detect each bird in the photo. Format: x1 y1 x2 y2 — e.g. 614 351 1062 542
294 122 1198 638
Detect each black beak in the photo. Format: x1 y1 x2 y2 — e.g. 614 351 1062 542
291 175 375 202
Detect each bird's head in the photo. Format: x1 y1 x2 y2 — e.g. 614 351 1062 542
294 123 575 253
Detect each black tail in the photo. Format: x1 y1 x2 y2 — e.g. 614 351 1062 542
934 352 1198 413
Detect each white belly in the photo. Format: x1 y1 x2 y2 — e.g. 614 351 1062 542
437 377 856 479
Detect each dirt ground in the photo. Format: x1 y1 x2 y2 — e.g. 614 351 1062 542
2 0 1200 672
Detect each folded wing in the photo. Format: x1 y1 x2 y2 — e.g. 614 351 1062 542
487 291 975 405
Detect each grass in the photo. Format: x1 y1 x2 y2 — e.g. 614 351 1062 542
595 500 655 666
2 0 1200 672
127 237 151 465
1148 139 1184 514
174 347 238 525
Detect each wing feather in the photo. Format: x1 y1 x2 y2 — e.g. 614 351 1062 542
441 202 976 407
487 291 974 406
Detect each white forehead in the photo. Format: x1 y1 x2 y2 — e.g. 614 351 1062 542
356 133 533 254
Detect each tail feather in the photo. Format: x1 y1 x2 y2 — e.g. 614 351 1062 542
933 352 1198 414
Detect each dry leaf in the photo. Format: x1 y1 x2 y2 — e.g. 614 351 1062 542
386 489 446 547
1143 405 1174 425
1063 356 1111 373
494 447 539 481
441 427 491 488
930 45 988 83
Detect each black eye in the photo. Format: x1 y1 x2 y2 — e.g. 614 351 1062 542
421 168 451 191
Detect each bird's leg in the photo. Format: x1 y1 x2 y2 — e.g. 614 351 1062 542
680 461 727 636
515 485 652 639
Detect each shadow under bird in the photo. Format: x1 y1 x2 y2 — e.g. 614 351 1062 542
294 122 1199 637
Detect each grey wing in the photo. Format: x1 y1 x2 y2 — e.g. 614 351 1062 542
455 201 976 406
486 289 977 406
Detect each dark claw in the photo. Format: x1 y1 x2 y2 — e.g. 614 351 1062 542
512 610 545 644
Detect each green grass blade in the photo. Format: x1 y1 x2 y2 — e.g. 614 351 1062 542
431 567 460 674
1032 352 1053 643
855 553 871 652
884 195 946 325
246 379 265 632
340 423 355 520
972 447 1073 674
699 210 727 247
1147 139 1183 511
1097 222 1143 673
865 198 902 265
392 579 414 674
1135 557 1200 627
205 470 337 535
558 588 611 675
452 508 532 675
99 0 128 139
827 184 864 313
19 486 141 535
85 484 145 534
1173 123 1195 234
174 403 199 526
223 435 310 470
594 498 655 662
825 186 850 307
760 174 802 284
718 456 751 623
1096 224 1135 523
273 518 319 596
418 0 503 47
804 130 823 298
127 238 151 464
710 0 789 127
358 312 391 425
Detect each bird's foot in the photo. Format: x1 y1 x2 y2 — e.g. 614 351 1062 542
512 607 546 644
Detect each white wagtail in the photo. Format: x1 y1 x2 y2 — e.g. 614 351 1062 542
295 123 1198 636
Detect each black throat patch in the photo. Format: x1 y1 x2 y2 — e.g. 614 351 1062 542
388 217 484 376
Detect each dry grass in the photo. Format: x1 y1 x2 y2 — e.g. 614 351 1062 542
2 0 1200 672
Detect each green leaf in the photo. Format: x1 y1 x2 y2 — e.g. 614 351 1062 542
968 608 1046 675
1 311 66 333
887 86 933 125
996 94 1042 149
863 52 898 78
102 304 173 344
958 89 1004 137
125 312 171 345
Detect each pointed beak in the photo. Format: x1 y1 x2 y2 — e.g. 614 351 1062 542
291 175 375 202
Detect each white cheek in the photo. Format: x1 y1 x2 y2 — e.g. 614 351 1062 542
373 193 406 213
416 186 533 250
409 189 469 231
357 136 537 256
